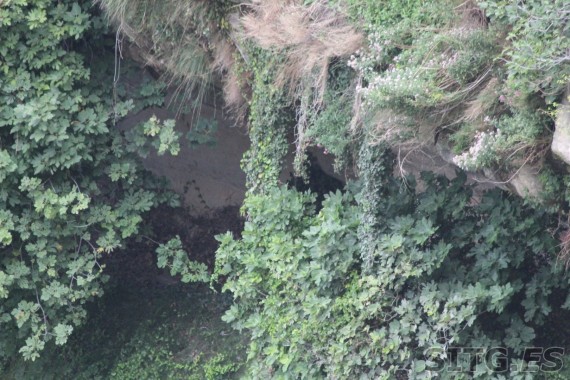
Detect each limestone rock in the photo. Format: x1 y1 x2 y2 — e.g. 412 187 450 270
552 90 570 165
509 165 543 199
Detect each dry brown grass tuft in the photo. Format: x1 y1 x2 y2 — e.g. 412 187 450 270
98 0 256 120
240 0 363 172
98 0 257 119
462 78 499 125
211 35 250 116
455 0 488 29
558 227 570 270
370 111 419 146
212 37 235 75
241 0 363 102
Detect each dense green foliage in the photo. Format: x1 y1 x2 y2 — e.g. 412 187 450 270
2 0 570 378
345 0 567 180
480 0 570 99
304 66 355 171
156 236 209 283
4 281 246 379
238 47 292 194
0 0 187 362
216 147 566 378
206 2 570 378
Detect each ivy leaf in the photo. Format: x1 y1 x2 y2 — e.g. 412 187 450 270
53 323 73 346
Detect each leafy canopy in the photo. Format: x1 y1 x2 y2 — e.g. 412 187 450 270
215 148 564 378
0 0 178 361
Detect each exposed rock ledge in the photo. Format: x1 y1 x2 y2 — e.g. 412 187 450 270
552 88 570 165
397 140 544 200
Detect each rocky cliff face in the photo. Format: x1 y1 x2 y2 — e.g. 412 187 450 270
127 102 551 212
553 88 570 166
397 139 547 200
121 60 568 209
120 87 343 215
120 96 249 215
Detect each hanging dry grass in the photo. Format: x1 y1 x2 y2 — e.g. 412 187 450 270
97 0 252 117
210 34 251 116
455 0 488 29
222 66 250 120
558 227 570 270
240 0 363 172
97 0 214 114
241 0 363 102
461 78 500 125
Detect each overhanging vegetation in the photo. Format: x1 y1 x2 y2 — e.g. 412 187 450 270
2 0 570 378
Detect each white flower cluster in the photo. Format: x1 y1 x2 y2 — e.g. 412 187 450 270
358 66 429 107
445 27 477 40
348 28 458 111
436 52 459 70
348 29 393 73
351 55 433 109
453 129 501 170
423 51 458 70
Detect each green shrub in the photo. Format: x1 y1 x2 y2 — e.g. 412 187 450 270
215 144 564 378
479 0 570 101
352 25 498 122
240 49 292 194
342 0 450 29
452 111 547 170
112 340 241 380
3 281 246 380
0 0 178 360
346 0 566 181
305 66 355 171
110 331 197 380
203 354 241 380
